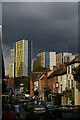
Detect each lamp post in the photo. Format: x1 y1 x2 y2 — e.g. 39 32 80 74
55 82 59 106
55 82 59 93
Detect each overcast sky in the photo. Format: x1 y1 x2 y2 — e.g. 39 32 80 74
2 2 78 75
2 0 79 2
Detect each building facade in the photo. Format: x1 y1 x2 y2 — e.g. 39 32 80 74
15 39 32 77
63 52 75 64
56 53 63 67
56 52 75 67
9 49 15 78
34 51 56 70
67 56 80 105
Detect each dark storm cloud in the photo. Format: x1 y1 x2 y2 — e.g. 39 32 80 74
2 2 78 73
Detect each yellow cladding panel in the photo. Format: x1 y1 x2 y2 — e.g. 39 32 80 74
9 64 14 77
40 52 44 67
10 49 14 63
16 41 23 77
9 49 14 77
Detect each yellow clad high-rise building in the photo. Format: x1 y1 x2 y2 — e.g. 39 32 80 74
16 39 32 77
9 49 14 78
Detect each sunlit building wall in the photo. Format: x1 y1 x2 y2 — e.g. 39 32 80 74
9 49 14 77
56 53 63 67
35 51 56 70
56 52 75 67
63 52 72 64
49 52 56 70
15 39 32 77
37 52 45 67
33 59 38 70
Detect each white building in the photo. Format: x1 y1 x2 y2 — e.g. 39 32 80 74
36 51 56 70
63 52 75 64
49 52 56 70
67 55 80 105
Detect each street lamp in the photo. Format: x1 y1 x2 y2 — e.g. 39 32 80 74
55 82 59 88
55 82 61 106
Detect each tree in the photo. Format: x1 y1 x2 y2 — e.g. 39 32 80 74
72 65 80 83
72 65 80 90
23 77 30 93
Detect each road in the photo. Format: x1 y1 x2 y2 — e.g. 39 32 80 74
19 103 62 120
16 102 80 120
19 103 46 120
20 103 46 120
19 103 28 120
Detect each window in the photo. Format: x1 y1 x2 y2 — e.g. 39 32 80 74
61 84 62 92
71 79 73 88
68 80 70 89
68 66 70 74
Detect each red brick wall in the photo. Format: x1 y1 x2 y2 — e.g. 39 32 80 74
44 74 48 87
30 77 34 97
48 76 58 93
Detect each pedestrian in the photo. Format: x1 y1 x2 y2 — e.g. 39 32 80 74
14 102 20 120
4 104 15 120
11 102 15 111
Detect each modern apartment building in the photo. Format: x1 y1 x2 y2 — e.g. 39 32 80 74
63 52 75 64
15 39 32 77
56 53 63 67
9 49 15 78
33 58 38 70
34 51 56 70
56 52 75 67
49 52 56 69
37 52 45 67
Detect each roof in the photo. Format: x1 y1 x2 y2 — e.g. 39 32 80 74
67 55 80 66
31 72 42 82
48 65 67 79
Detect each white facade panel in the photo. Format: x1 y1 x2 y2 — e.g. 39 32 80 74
58 76 62 93
50 52 56 70
23 40 28 76
62 75 67 91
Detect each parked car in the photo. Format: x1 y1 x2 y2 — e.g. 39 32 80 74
24 101 34 112
23 100 29 108
45 102 54 113
34 104 46 114
59 104 80 119
45 102 53 107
